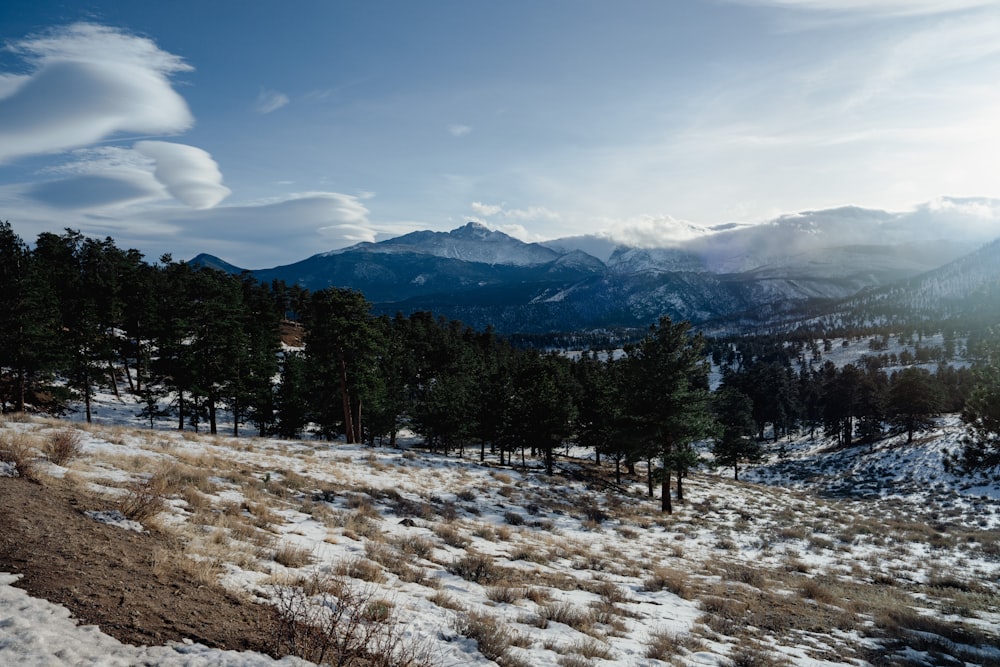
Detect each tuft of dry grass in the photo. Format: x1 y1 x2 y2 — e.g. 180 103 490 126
454 610 526 665
434 522 470 548
642 566 690 598
0 431 40 481
273 543 313 568
335 555 387 583
449 551 506 585
116 479 166 522
44 429 83 465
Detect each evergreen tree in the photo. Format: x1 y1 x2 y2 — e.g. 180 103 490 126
302 288 376 442
887 367 941 444
623 317 714 513
961 330 1000 469
0 222 61 412
275 350 310 438
711 386 760 480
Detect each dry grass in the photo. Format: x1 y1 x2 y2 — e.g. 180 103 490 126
643 565 691 598
273 543 313 568
335 555 387 583
44 429 83 465
116 479 167 522
0 431 40 481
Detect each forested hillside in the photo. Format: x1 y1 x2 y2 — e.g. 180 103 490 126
4 223 999 482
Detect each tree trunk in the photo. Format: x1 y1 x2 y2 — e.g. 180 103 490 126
108 361 121 400
16 369 25 413
338 353 354 443
646 457 654 497
676 469 684 503
661 464 672 513
178 391 185 430
209 395 218 435
84 386 92 424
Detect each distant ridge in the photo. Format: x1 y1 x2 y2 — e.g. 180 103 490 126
186 202 998 333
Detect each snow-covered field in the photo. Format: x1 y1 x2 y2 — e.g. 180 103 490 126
2 396 999 667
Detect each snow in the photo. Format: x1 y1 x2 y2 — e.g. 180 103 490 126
2 380 999 667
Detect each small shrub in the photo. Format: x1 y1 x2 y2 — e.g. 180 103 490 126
0 432 39 481
454 611 513 663
335 555 387 583
117 479 166 522
449 552 502 584
729 643 792 667
45 429 83 466
504 511 525 526
268 573 434 667
568 636 613 660
486 585 522 604
645 628 684 661
434 523 470 548
539 601 594 632
643 566 690 598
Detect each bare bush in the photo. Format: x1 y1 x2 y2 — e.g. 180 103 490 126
0 432 39 481
116 479 166 522
449 551 503 584
267 572 434 667
45 429 82 466
453 610 527 666
539 601 595 633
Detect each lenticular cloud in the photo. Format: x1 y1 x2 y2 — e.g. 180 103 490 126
134 141 231 209
0 23 194 162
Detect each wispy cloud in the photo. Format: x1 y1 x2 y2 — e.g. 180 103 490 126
448 124 472 137
255 88 290 114
727 0 995 18
0 23 193 163
470 201 560 221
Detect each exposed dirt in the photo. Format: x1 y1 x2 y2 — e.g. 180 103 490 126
0 474 280 654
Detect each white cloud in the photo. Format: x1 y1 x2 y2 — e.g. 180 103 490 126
469 201 560 222
600 214 711 249
0 23 193 163
255 89 290 114
471 201 503 216
134 141 230 209
448 124 472 137
728 0 995 18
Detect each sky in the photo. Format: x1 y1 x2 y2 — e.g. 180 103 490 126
1 0 999 268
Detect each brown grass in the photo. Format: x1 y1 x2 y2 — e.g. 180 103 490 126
0 431 40 481
44 429 83 465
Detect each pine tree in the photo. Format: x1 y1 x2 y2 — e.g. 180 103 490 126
711 386 760 480
623 317 714 513
302 288 376 442
887 367 941 444
960 330 1000 469
0 223 61 412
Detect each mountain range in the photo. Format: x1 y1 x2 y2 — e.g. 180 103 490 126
190 199 1000 333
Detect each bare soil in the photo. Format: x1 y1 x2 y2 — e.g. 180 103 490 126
0 474 279 654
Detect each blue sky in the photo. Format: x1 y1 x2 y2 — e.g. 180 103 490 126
1 0 999 267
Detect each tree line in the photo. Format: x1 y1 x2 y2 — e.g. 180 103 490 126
2 223 998 507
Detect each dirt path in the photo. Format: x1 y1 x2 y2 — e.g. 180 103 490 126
0 475 278 654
